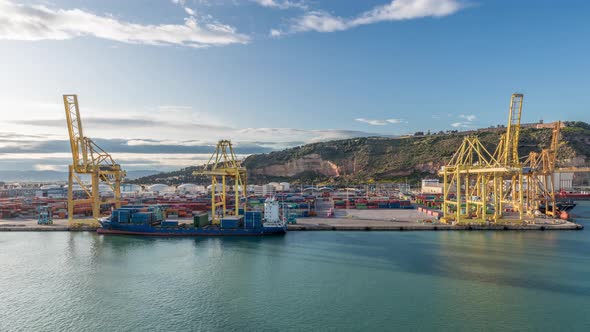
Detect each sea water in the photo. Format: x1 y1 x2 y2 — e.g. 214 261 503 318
1 202 589 331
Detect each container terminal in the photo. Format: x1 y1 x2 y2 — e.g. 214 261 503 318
1 93 589 233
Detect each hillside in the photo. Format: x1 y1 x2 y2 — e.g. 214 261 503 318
131 122 590 186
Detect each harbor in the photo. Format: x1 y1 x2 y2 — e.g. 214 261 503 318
3 1 590 331
1 208 583 232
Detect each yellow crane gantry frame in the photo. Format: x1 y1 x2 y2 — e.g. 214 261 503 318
193 140 247 224
63 94 125 225
440 93 526 224
523 121 561 216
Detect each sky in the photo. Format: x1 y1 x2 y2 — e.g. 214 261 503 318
0 0 589 173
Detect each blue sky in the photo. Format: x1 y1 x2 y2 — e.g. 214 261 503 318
0 0 589 173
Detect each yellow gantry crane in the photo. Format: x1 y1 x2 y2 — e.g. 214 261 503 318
63 94 125 225
524 121 561 216
193 140 247 224
440 93 526 224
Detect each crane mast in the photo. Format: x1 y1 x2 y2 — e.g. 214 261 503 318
63 95 125 225
193 140 247 224
502 93 524 166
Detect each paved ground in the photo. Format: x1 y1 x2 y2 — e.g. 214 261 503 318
290 209 582 231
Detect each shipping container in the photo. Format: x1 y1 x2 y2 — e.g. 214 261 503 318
193 213 210 227
221 217 241 229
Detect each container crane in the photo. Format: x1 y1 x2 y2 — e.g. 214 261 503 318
63 94 125 225
441 93 526 224
193 140 247 224
524 121 561 216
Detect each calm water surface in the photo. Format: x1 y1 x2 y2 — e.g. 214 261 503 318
1 202 590 331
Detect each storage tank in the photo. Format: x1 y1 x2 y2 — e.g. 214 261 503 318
147 184 173 193
177 183 200 195
121 184 142 193
206 184 224 192
40 184 61 190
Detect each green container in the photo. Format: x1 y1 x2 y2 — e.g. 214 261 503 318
193 213 210 227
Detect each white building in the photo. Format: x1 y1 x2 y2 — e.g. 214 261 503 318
253 184 276 196
421 179 443 194
541 173 574 191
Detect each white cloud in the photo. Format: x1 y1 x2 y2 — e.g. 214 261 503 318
253 0 307 10
451 113 476 128
34 164 61 171
270 29 283 37
171 0 187 6
459 114 476 121
292 11 349 33
0 0 249 47
355 118 403 126
451 121 473 128
282 0 463 34
185 7 196 16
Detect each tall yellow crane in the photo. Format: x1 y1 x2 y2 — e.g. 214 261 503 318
441 93 527 224
193 140 247 224
63 94 125 225
524 121 561 216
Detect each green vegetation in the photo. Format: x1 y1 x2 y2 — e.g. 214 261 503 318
132 122 590 186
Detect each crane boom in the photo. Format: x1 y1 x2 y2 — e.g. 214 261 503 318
63 94 125 226
63 95 88 169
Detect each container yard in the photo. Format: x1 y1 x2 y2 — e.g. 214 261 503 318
0 183 583 231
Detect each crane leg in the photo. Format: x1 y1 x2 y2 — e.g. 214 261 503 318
68 165 74 222
92 171 100 220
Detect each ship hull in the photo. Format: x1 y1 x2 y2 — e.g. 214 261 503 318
97 221 286 237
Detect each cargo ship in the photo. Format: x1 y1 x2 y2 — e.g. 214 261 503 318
97 203 286 237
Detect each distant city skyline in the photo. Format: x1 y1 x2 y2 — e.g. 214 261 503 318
0 0 589 172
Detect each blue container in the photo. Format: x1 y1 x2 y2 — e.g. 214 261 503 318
131 212 153 224
161 221 179 227
116 210 131 223
244 220 262 229
221 218 239 229
245 211 262 221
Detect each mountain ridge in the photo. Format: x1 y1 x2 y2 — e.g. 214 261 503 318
130 121 590 186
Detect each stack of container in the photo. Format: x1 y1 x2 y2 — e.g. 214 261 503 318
399 200 412 209
131 212 155 224
244 211 262 229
